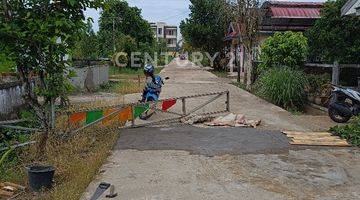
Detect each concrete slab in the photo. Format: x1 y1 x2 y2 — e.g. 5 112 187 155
81 60 360 200
116 125 290 156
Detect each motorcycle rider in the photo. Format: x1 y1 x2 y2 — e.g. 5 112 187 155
142 64 162 102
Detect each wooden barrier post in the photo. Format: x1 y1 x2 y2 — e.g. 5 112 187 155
332 61 340 85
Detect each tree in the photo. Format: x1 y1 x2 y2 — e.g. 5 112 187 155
259 31 309 71
72 20 99 60
99 0 154 54
180 0 232 68
0 0 103 155
228 0 262 89
306 0 360 64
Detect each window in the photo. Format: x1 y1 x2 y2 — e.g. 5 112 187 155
168 30 176 35
167 39 173 45
158 28 162 35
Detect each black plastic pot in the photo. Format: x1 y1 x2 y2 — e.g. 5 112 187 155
26 165 55 191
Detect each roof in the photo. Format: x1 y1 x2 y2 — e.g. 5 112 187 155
270 7 320 18
341 0 360 16
262 1 323 19
224 1 323 40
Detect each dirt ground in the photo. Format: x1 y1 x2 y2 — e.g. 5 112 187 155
81 59 360 200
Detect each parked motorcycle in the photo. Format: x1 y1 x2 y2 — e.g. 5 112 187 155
139 76 169 120
328 85 360 123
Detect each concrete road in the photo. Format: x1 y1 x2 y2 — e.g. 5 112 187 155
82 60 360 200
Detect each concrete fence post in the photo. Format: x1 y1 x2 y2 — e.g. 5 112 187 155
332 61 340 85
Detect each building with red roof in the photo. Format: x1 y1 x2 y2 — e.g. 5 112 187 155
225 1 323 78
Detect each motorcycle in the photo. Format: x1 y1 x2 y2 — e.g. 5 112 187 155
139 76 169 120
328 84 360 123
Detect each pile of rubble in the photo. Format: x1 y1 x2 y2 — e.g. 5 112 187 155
181 113 261 128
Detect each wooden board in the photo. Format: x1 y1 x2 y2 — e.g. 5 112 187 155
0 182 25 199
282 131 351 147
0 190 14 198
283 131 333 136
290 140 351 147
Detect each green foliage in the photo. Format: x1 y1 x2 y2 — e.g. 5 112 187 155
255 67 308 110
331 116 360 147
0 148 24 182
0 0 103 101
98 0 154 58
259 31 309 71
306 73 331 93
306 0 360 63
96 0 168 67
180 0 231 66
72 20 99 60
100 0 154 44
0 0 104 153
0 53 15 73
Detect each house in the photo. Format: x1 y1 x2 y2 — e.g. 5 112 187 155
225 1 323 77
150 22 178 52
341 0 360 16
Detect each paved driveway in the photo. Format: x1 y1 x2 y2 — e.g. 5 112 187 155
82 60 360 200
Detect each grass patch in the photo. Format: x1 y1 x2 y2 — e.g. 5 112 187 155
3 129 118 200
109 66 163 76
330 116 360 147
0 148 27 184
100 80 143 95
105 66 164 95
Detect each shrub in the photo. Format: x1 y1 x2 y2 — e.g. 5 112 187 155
331 116 360 147
306 73 331 93
255 67 308 110
259 31 308 71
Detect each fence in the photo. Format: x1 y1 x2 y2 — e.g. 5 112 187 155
57 91 230 134
305 62 360 88
0 81 27 120
69 64 109 91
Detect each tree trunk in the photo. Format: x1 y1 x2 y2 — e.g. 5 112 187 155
37 128 50 158
18 66 51 158
245 52 253 90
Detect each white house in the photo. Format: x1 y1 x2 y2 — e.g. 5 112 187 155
341 0 360 16
150 22 178 51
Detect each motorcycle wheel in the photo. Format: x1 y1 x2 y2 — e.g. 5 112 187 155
328 107 351 123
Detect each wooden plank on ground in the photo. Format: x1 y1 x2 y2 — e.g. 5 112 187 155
288 135 342 140
290 140 351 147
283 131 351 147
4 182 25 190
283 131 333 136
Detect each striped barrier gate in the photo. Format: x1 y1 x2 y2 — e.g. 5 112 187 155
56 91 230 134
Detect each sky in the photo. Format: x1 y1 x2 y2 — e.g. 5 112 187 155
85 0 191 34
85 0 326 38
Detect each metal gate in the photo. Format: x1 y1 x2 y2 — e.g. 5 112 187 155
57 91 230 134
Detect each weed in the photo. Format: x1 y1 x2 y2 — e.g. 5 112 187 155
330 116 360 147
255 67 308 111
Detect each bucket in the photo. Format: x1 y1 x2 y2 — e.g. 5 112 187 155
26 165 55 191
